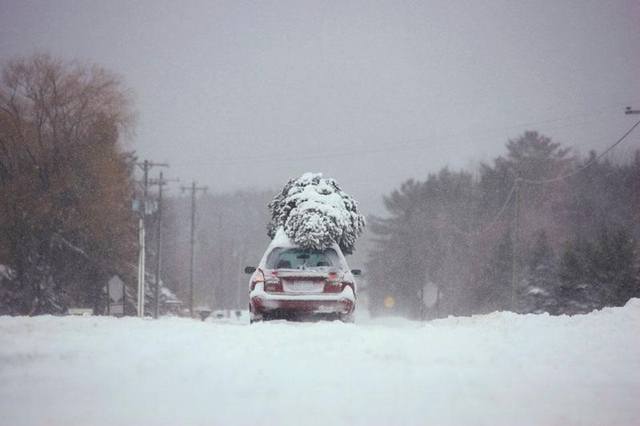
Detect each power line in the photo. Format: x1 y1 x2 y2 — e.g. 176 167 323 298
437 113 640 298
134 160 169 318
383 116 640 239
171 102 639 167
148 172 179 319
511 178 521 311
509 111 640 312
520 117 640 185
447 182 518 238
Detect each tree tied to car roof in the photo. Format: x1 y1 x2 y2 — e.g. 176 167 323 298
267 173 366 254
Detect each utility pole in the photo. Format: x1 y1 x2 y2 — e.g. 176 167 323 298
625 106 640 115
106 280 110 316
136 215 145 317
511 178 521 312
135 160 168 318
181 181 208 317
148 172 179 319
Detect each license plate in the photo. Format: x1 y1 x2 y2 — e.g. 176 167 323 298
285 280 323 293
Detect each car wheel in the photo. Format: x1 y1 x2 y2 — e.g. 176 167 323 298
249 304 263 324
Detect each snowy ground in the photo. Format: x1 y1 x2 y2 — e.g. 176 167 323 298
1 302 639 426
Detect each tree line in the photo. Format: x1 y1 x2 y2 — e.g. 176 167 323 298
367 131 640 318
2 53 638 318
0 54 273 315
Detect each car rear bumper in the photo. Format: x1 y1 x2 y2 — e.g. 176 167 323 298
250 284 355 315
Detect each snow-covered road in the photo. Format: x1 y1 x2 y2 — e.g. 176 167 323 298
1 302 639 426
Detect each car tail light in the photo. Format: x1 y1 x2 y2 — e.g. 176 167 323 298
324 272 343 293
250 269 265 291
264 278 282 293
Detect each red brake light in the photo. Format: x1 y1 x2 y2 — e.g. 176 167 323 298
324 272 344 293
264 277 282 292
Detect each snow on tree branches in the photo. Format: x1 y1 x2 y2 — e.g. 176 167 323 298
267 173 366 253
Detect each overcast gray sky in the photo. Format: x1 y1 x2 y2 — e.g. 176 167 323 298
2 0 639 214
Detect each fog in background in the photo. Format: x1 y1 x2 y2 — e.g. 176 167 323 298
2 0 639 216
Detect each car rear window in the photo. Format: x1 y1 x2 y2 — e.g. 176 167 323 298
266 248 339 270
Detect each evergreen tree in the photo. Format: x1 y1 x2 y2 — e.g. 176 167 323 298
267 173 365 254
558 239 596 314
367 171 478 318
518 230 558 314
589 227 638 307
480 131 574 250
367 180 426 318
475 231 513 313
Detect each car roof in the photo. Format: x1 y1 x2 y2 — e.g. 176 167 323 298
259 228 347 268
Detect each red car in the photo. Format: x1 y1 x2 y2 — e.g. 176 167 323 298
245 229 359 323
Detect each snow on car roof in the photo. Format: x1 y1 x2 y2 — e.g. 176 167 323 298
270 227 296 249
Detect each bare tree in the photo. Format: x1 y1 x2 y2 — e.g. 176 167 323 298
0 53 137 314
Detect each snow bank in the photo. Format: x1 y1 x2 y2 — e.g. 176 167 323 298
1 301 639 426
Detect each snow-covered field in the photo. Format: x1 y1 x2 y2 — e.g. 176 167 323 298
1 302 639 426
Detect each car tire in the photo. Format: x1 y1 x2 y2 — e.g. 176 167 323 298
249 304 262 324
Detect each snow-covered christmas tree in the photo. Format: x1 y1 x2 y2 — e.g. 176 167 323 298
267 173 365 254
